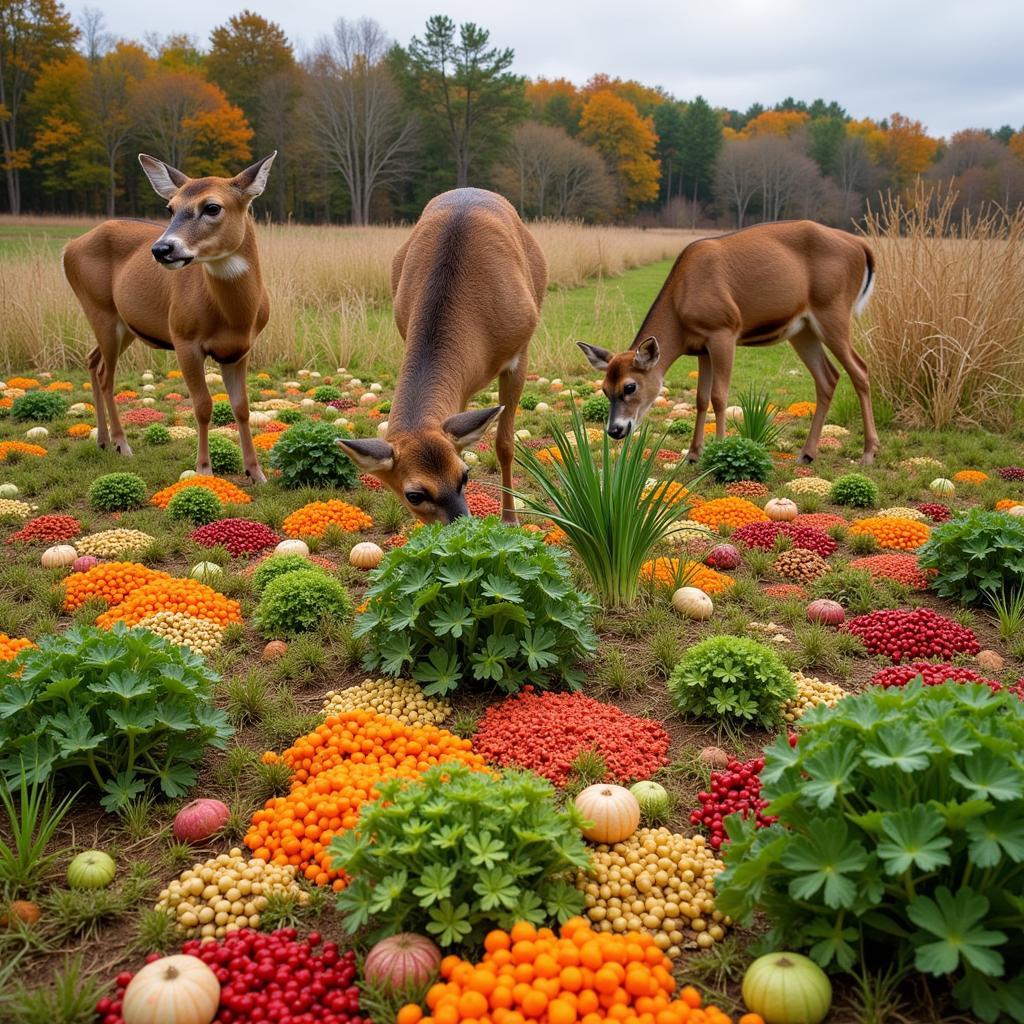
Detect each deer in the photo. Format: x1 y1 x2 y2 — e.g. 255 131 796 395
336 187 547 525
61 152 277 483
578 220 879 465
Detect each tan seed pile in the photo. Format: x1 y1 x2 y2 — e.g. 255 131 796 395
784 476 832 497
77 528 154 557
137 611 226 654
783 671 847 722
820 424 850 438
876 506 928 522
773 547 831 583
167 426 197 440
322 677 451 727
0 499 37 519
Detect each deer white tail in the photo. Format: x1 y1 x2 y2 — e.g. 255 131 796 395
853 249 875 316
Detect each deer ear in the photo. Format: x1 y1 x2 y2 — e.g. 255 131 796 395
233 152 277 198
443 406 504 450
577 341 612 372
138 154 189 200
632 336 661 371
336 436 394 473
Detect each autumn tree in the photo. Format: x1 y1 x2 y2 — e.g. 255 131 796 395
207 11 292 121
305 18 416 225
582 74 666 117
578 89 659 213
526 77 581 135
677 95 722 206
741 108 809 138
392 15 526 188
0 0 78 212
880 112 938 187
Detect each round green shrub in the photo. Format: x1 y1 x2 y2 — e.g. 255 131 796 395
313 385 342 403
829 472 878 508
355 516 597 696
143 423 171 446
276 409 303 424
11 392 67 422
519 393 540 411
254 568 353 638
667 418 691 436
699 436 773 483
918 507 1024 604
581 393 610 423
88 471 147 512
211 400 235 426
377 399 391 414
251 554 329 594
667 634 795 726
268 420 357 489
717 681 1024 1023
201 434 243 475
167 486 222 525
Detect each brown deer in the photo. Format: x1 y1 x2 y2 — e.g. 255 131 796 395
337 188 547 524
62 152 277 483
578 221 879 464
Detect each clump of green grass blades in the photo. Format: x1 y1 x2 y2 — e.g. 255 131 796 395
735 385 782 449
515 399 697 606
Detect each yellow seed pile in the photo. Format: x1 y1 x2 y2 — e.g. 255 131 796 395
0 499 37 519
899 456 944 471
77 528 154 557
783 671 847 723
876 506 927 522
820 424 850 438
252 399 300 411
167 426 197 440
156 848 308 940
784 476 832 497
137 612 226 654
321 677 451 727
574 827 729 957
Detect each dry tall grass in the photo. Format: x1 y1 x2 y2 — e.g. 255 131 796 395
861 185 1024 429
0 217 699 373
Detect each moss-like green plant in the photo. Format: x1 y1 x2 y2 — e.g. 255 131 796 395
202 434 243 475
700 436 773 483
313 385 342 403
254 568 353 638
581 393 610 423
269 420 357 489
166 486 222 525
251 554 329 594
829 473 878 508
88 472 146 512
211 400 235 426
143 423 171 446
11 392 67 422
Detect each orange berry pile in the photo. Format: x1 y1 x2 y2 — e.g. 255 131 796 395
149 476 251 509
953 469 989 484
67 423 93 438
62 562 171 612
0 633 34 661
253 432 282 451
995 499 1024 512
0 441 48 461
400 917 737 1024
247 711 487 887
282 499 373 539
786 401 816 417
640 558 734 595
5 377 39 390
535 446 564 465
95 577 242 628
687 497 768 531
849 553 935 589
848 516 931 551
642 481 693 507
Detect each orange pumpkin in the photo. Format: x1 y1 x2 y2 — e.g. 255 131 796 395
575 784 640 843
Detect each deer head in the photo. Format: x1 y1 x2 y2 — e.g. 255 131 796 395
139 152 276 272
577 337 662 438
337 407 503 524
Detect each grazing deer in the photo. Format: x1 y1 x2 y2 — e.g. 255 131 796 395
337 187 547 524
62 152 277 483
578 221 879 464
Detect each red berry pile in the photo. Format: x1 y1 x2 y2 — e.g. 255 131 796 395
358 473 382 490
473 687 670 786
997 466 1024 481
792 512 848 532
95 929 366 1024
6 513 80 544
915 502 953 523
327 398 357 411
761 583 807 600
120 408 166 425
848 553 935 590
191 518 279 557
843 608 980 662
690 756 775 851
465 481 502 517
730 521 838 557
871 661 1003 693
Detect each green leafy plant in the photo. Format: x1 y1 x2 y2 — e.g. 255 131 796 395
919 508 1024 605
11 392 67 422
581 393 610 423
313 385 342 403
143 423 170 446
0 624 233 812
378 399 391 414
276 409 303 424
210 400 235 426
251 554 330 594
519 393 539 411
699 436 773 484
667 635 796 726
514 400 696 606
989 587 1024 642
0 768 76 896
254 567 353 638
203 434 243 475
667 418 691 436
331 763 590 946
828 472 878 508
735 386 782 448
88 472 146 512
718 681 1024 1023
268 420 357 489
355 516 596 695
166 486 222 525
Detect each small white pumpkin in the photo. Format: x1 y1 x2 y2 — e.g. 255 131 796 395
536 377 550 387
765 497 799 522
725 405 744 422
310 371 322 379
377 421 389 439
141 371 155 383
1007 505 1024 517
370 382 383 393
297 369 311 378
463 450 478 465
672 586 714 620
41 544 77 569
122 954 220 1024
575 784 640 844
349 378 363 388
0 483 19 498
142 384 156 394
359 392 379 406
190 562 222 581
275 539 310 558
535 402 550 413
930 477 955 496
141 397 156 406
204 372 222 386
515 429 531 441
300 398 317 408
349 541 384 570
25 426 48 440
180 470 197 480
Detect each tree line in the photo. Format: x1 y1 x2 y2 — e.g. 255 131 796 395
3 1 1024 226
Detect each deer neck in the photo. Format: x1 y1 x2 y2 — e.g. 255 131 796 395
389 317 472 433
200 219 264 328
632 281 687 372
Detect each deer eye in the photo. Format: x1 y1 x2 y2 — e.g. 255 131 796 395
460 470 469 488
405 491 428 506
203 203 222 217
623 382 638 396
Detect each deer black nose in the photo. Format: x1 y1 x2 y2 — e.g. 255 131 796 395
607 423 626 439
151 241 175 261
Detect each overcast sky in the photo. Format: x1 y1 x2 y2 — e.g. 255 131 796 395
68 0 1023 139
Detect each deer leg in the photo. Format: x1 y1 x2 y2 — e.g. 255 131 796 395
706 333 736 441
176 345 214 475
789 332 840 463
496 352 528 525
220 356 265 484
686 352 712 463
87 346 110 449
104 323 138 456
819 316 880 464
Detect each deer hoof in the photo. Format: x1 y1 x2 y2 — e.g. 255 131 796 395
685 451 700 464
196 465 214 476
797 453 815 465
861 451 877 466
246 468 267 485
115 442 134 456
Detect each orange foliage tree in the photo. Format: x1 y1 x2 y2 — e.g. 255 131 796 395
881 112 939 186
740 109 810 138
578 89 659 212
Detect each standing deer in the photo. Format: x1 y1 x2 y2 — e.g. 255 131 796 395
578 221 879 464
337 187 547 524
62 152 277 483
